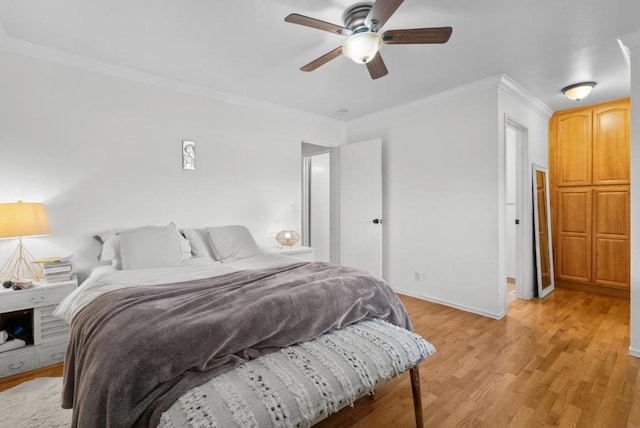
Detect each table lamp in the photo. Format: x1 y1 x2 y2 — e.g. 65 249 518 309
275 230 300 248
0 201 51 282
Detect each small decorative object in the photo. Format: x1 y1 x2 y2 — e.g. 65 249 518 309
275 230 300 248
182 140 196 170
0 201 51 282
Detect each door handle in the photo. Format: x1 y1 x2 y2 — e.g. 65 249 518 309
373 219 381 224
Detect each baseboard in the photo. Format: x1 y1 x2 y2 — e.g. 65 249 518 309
555 279 630 299
395 288 506 320
630 347 640 358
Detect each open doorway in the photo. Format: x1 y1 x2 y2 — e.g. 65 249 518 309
301 142 332 262
504 118 531 308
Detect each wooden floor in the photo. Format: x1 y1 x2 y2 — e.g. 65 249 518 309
319 289 640 427
2 288 639 427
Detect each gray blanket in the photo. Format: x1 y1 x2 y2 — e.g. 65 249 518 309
62 262 411 428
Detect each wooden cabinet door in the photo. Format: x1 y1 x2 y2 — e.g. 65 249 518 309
592 102 629 185
556 188 592 283
592 186 630 288
556 111 592 186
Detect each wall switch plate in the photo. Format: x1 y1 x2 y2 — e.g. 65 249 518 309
414 270 424 281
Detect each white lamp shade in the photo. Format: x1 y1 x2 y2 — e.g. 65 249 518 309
0 202 51 239
342 31 383 64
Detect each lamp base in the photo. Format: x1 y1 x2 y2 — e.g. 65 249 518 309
0 238 43 282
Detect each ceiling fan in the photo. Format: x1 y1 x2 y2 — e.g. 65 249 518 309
284 0 452 79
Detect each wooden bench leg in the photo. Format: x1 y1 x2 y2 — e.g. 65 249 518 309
410 366 424 428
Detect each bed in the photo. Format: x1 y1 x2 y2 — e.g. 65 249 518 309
54 225 435 428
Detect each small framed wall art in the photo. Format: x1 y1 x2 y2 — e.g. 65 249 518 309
182 140 196 170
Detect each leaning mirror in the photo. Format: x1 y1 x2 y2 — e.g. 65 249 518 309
532 164 555 298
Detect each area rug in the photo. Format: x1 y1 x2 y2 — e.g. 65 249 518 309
0 377 71 428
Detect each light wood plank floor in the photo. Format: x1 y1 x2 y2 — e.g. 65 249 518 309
318 289 640 427
2 288 639 427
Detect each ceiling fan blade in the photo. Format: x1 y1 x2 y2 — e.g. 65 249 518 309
365 0 404 31
285 13 351 36
301 47 343 72
366 53 389 80
382 27 453 44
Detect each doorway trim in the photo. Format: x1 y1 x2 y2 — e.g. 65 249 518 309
501 115 532 313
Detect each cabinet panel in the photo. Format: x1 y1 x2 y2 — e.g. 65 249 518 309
558 236 591 282
557 189 591 233
556 188 592 282
593 238 629 288
593 186 629 288
593 103 629 185
593 187 629 237
557 111 592 186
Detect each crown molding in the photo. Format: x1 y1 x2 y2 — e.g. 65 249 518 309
348 73 552 124
497 74 553 119
348 75 504 124
0 33 342 126
620 30 640 50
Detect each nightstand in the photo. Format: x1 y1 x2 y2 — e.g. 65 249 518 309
268 246 315 261
0 275 77 378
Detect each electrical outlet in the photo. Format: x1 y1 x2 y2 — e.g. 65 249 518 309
414 270 423 281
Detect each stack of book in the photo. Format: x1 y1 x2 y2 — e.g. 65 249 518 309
34 256 74 283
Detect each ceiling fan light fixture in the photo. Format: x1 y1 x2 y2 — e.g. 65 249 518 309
342 31 383 64
561 81 596 101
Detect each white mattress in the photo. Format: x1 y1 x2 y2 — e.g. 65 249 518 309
53 254 304 323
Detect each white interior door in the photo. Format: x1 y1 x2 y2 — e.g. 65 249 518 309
339 139 382 276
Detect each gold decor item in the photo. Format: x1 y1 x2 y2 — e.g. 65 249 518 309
0 201 51 282
275 230 300 247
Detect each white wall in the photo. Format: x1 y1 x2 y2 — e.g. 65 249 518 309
0 51 344 279
345 80 501 317
344 76 550 318
623 33 640 357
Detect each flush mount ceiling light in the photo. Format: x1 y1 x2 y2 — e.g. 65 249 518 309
561 82 596 101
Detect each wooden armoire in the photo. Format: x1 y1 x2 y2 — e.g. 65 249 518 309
548 98 630 297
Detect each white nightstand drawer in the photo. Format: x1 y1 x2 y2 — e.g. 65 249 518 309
36 342 67 366
0 347 36 377
0 280 76 312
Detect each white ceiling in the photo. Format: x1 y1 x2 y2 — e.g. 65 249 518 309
0 0 638 120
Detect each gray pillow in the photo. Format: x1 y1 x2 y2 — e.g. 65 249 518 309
182 228 216 259
207 225 261 261
120 225 183 270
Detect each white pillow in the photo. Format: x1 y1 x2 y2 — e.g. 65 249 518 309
120 225 183 270
207 225 262 261
181 228 216 259
96 225 192 268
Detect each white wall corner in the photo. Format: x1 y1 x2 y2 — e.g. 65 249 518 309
630 347 640 359
620 30 640 49
498 74 553 119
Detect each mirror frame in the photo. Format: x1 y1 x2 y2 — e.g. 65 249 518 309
532 163 555 298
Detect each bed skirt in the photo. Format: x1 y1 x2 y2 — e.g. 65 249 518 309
159 318 435 428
